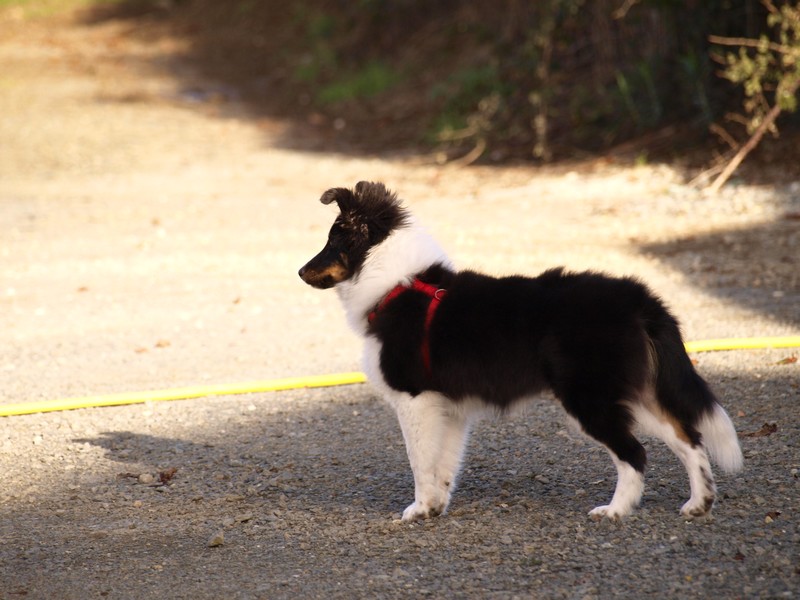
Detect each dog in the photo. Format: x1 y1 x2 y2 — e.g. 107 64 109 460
298 181 743 521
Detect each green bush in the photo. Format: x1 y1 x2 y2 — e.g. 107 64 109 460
317 61 401 104
714 0 800 135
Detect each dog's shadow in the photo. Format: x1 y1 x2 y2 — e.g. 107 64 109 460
71 393 416 516
71 381 765 520
69 393 611 517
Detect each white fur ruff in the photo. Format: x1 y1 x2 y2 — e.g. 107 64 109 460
336 217 453 337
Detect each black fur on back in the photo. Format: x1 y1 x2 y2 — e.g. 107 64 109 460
369 266 716 473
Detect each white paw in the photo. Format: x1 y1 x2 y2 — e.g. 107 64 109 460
680 496 715 518
402 500 444 522
588 504 631 521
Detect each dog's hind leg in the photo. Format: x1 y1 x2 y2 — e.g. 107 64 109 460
630 403 717 518
565 399 647 520
394 392 471 521
672 441 716 518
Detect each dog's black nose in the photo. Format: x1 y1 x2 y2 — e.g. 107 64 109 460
298 266 307 279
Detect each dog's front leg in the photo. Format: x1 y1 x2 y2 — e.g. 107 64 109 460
394 392 470 521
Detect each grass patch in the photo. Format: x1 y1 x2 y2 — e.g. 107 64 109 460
290 6 338 84
317 61 400 104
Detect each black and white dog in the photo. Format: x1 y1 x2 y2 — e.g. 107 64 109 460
299 181 743 521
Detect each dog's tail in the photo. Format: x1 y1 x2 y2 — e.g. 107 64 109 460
697 402 744 473
644 299 744 474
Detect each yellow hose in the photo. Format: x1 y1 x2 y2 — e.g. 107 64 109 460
0 372 367 418
1 336 797 417
683 336 800 353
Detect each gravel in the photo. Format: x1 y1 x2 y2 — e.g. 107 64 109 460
1 8 798 600
2 372 799 599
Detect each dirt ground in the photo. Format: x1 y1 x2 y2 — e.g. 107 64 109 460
1 7 799 600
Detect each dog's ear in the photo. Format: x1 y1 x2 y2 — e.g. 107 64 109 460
319 187 356 211
353 181 386 200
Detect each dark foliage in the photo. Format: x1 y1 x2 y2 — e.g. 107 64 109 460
85 0 800 162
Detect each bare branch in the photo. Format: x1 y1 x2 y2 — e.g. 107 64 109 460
613 0 640 19
708 34 798 56
709 123 740 150
448 138 487 167
706 77 800 194
762 0 779 16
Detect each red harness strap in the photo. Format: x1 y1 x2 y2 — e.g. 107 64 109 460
368 279 447 376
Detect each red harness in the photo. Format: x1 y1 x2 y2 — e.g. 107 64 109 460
367 279 447 375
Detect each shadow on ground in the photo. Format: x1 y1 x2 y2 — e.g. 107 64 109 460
2 367 799 598
641 208 800 326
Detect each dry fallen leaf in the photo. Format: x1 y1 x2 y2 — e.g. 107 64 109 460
776 355 797 365
159 467 178 484
740 423 778 438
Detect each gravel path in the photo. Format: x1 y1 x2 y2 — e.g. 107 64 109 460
1 9 799 599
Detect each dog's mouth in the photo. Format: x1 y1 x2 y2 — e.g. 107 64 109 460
301 273 336 289
298 264 345 289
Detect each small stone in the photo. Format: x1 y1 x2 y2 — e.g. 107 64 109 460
207 531 224 547
138 473 155 485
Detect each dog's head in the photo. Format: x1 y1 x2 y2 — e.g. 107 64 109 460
298 181 409 289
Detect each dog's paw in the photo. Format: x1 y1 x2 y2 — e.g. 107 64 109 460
402 501 444 522
588 504 629 521
680 496 715 519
